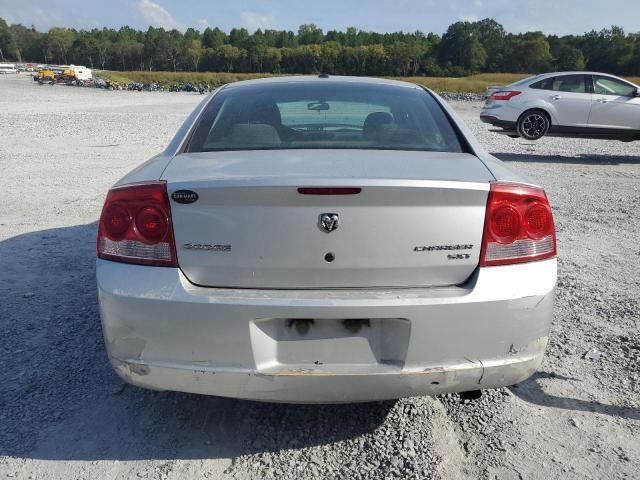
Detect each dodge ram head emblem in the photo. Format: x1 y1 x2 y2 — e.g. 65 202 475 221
319 213 339 233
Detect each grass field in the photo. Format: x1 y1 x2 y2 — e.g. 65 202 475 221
401 73 529 92
102 71 277 88
101 71 640 93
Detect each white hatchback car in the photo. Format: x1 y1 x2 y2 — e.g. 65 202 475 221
97 76 557 403
481 72 640 141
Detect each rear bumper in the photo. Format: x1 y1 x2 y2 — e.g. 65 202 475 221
480 115 517 130
97 258 556 403
480 100 521 129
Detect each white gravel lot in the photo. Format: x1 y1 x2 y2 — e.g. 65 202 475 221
1 74 638 480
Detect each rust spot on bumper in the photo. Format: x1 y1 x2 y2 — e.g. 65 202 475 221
112 358 151 378
127 363 151 376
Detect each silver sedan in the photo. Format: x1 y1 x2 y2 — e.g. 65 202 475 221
96 76 557 403
481 71 640 141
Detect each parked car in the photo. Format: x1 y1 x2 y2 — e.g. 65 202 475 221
0 63 18 74
97 76 557 403
481 72 640 141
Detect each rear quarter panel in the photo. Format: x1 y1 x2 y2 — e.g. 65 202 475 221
516 91 560 125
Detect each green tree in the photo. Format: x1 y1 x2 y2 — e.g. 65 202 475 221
298 24 323 45
165 29 183 71
143 27 162 70
293 44 322 73
183 27 200 42
203 27 225 48
627 34 640 75
344 27 359 47
580 26 634 74
438 22 475 72
262 47 282 72
47 27 75 63
0 17 17 60
319 41 341 73
474 18 506 71
511 33 553 72
439 21 492 73
275 30 297 48
88 29 114 70
229 28 250 49
554 45 586 70
366 44 388 75
464 36 487 72
218 44 243 71
73 31 98 68
1 16 638 77
8 24 42 62
388 42 412 75
185 39 204 71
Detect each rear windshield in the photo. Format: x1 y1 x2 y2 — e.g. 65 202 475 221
508 75 539 87
185 81 463 153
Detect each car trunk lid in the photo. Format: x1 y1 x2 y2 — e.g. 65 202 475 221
162 149 493 289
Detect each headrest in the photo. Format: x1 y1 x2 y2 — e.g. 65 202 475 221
363 112 394 136
251 103 282 126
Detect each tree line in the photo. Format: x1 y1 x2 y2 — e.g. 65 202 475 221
1 17 639 76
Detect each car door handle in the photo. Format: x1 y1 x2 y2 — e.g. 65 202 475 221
596 98 609 103
552 95 562 100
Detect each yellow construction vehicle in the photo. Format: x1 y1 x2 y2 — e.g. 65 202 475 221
62 69 77 80
37 69 56 84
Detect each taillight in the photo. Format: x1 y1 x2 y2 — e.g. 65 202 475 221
490 90 521 101
479 182 556 267
97 181 177 267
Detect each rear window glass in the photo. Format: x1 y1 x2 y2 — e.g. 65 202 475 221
509 75 539 87
186 81 463 153
531 75 587 93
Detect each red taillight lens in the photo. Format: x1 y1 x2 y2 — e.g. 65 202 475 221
524 203 552 239
490 205 520 243
135 207 168 243
97 182 177 267
102 204 131 240
490 90 521 101
480 182 556 267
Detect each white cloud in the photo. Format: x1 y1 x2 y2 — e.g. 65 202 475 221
240 11 276 32
135 0 184 30
473 0 483 8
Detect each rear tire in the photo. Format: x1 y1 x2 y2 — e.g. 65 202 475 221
517 110 549 140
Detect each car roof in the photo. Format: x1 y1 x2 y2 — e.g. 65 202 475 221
221 75 423 91
536 71 617 77
525 71 636 83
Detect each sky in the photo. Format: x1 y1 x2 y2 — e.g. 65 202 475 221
0 0 638 36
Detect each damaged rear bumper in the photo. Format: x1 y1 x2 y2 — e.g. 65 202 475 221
110 340 546 403
97 258 556 403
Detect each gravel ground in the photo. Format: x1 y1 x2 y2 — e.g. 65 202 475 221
439 92 487 102
1 74 638 479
